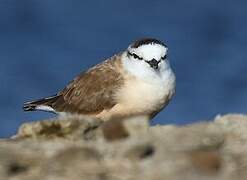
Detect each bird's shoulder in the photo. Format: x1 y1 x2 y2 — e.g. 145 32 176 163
64 53 124 92
54 53 125 114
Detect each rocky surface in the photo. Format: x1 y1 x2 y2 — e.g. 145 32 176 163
1 114 247 180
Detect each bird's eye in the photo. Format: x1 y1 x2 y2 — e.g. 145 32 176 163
161 54 167 60
127 51 143 60
133 53 138 59
133 53 142 60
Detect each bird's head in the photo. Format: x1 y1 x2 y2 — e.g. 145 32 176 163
126 38 168 70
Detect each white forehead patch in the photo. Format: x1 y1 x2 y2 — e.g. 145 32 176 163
129 44 167 61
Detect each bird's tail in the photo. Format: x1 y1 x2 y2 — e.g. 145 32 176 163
23 95 59 113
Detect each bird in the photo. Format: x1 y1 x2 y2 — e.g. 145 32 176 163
23 38 176 121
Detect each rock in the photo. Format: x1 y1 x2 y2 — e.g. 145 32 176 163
189 150 221 174
124 144 155 160
1 114 247 179
15 115 103 141
102 119 129 141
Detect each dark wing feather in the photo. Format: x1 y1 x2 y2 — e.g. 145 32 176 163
51 55 124 114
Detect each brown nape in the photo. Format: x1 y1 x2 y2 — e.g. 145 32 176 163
131 38 167 48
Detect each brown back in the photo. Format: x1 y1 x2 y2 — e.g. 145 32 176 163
51 54 124 114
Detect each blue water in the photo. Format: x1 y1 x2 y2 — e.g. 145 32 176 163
0 0 246 137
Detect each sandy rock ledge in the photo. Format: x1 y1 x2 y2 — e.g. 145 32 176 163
1 114 247 180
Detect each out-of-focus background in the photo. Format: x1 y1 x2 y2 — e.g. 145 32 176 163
0 0 246 137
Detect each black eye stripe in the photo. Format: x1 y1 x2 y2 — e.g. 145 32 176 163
127 51 143 60
128 51 167 61
161 54 167 60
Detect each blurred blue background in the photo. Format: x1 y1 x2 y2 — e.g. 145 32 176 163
0 0 246 137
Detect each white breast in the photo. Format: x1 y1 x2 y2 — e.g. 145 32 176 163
118 54 176 115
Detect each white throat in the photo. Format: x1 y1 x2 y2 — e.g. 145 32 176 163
121 52 174 83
